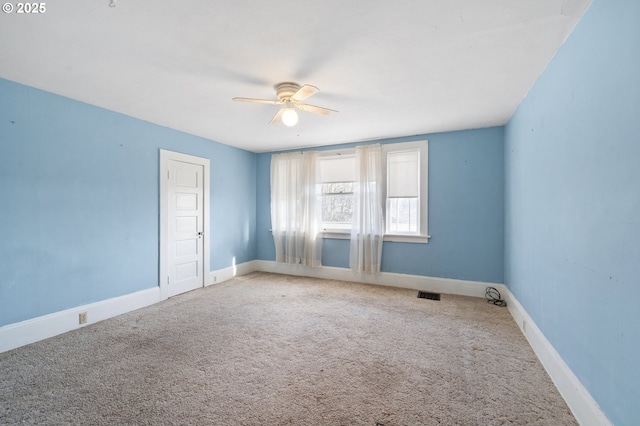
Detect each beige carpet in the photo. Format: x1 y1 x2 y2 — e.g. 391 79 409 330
0 272 576 425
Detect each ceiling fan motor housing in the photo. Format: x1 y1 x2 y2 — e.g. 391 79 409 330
275 82 301 102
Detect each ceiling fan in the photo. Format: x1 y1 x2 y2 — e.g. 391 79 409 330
232 82 338 127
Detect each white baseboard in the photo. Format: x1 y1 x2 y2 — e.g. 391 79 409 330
0 261 261 354
501 287 612 426
208 260 259 286
253 260 499 298
0 287 160 354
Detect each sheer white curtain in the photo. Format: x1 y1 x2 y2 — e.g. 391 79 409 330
350 144 384 273
270 151 322 267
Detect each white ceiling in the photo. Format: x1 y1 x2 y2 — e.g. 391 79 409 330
0 0 591 153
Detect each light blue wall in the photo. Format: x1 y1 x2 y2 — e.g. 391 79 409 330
504 0 640 424
0 78 256 327
257 127 505 284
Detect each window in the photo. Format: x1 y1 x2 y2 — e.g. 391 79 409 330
387 150 420 233
312 140 428 242
383 141 428 242
317 154 355 231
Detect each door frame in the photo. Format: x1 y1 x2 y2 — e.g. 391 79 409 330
159 149 211 300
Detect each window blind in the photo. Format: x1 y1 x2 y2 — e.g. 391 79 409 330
387 150 419 198
318 156 356 183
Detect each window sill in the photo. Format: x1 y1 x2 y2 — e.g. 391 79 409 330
384 234 430 244
321 231 350 240
321 231 430 244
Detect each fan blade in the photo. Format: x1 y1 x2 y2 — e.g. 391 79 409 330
232 97 281 105
297 103 339 116
269 108 285 125
291 84 319 102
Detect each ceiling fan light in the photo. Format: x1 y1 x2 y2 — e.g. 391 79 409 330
282 108 298 127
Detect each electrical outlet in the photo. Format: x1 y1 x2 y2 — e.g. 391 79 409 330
522 320 527 333
79 312 87 324
213 276 217 282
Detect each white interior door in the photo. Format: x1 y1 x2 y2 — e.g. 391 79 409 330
167 159 204 296
159 151 210 297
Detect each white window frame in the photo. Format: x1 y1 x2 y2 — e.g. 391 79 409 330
382 141 429 243
317 141 429 243
317 150 356 237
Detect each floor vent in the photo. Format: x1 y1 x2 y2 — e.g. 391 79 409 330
417 291 441 301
